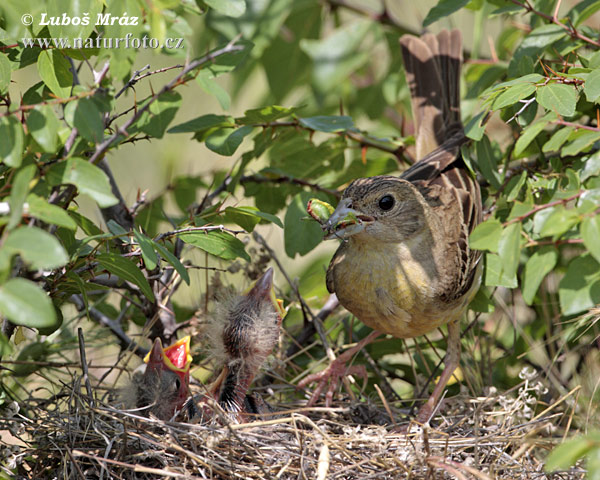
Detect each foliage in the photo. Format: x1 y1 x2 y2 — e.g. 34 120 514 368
0 0 599 476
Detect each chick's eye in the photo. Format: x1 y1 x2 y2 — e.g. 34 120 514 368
378 195 395 211
174 377 181 390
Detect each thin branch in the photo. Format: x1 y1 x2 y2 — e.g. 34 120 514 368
240 174 341 198
509 0 600 47
88 41 245 165
69 294 148 358
504 191 583 226
154 225 246 242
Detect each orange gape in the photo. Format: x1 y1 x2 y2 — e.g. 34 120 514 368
300 30 483 425
122 336 192 420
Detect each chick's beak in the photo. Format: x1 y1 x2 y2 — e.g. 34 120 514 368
324 198 374 240
144 336 192 382
245 267 286 321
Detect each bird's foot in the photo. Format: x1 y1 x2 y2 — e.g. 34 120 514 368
297 359 368 407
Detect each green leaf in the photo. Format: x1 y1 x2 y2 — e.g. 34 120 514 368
497 223 521 284
562 130 600 156
178 230 250 261
27 105 60 153
559 254 600 315
205 125 254 156
469 218 502 252
475 135 502 189
37 50 73 99
298 116 355 133
0 53 11 95
505 171 527 202
585 68 600 103
96 253 155 301
204 0 246 17
65 98 104 143
542 126 574 153
224 206 282 231
484 252 518 288
0 115 24 167
237 105 299 125
152 240 190 285
68 211 104 236
538 206 580 237
582 215 600 263
4 226 69 270
168 114 235 134
300 20 372 93
492 83 536 110
522 246 558 305
545 436 596 471
514 114 553 156
0 278 57 329
47 0 103 40
46 158 119 208
26 194 77 230
285 191 329 257
423 0 470 26
139 91 182 139
196 70 231 110
536 83 577 117
464 111 487 141
133 230 159 271
8 164 36 230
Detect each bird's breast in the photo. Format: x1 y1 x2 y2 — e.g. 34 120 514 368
330 237 451 338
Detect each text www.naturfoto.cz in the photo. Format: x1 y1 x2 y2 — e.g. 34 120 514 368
21 35 184 50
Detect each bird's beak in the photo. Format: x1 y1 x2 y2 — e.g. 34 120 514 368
144 336 192 379
244 267 286 321
324 198 374 240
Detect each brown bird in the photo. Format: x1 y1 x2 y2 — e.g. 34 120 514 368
121 336 192 420
192 267 285 422
299 30 482 424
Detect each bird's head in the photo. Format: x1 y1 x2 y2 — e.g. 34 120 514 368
143 336 192 414
324 176 427 243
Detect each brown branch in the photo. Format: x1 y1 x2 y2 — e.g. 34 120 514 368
504 191 583 226
240 174 341 198
509 0 600 47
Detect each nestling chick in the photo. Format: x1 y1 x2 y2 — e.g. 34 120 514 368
121 336 192 420
207 267 285 421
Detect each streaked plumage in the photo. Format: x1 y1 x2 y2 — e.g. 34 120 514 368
303 30 482 424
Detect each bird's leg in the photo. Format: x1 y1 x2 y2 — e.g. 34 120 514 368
298 330 382 407
414 319 461 424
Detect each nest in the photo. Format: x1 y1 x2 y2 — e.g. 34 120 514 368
0 365 585 480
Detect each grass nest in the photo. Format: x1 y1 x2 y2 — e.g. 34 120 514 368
0 360 585 479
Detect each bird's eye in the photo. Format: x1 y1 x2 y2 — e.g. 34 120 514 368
378 195 395 211
174 377 181 390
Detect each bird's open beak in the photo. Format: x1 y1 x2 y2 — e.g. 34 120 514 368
244 267 286 321
324 198 374 240
144 336 192 379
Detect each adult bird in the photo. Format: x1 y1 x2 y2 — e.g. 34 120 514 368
192 267 285 423
299 30 482 424
121 336 192 420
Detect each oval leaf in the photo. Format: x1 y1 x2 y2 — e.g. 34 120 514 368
0 115 24 167
178 230 250 261
37 50 73 99
0 278 57 329
46 158 119 208
4 226 69 270
536 83 577 117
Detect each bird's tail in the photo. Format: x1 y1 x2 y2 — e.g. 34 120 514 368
400 29 463 161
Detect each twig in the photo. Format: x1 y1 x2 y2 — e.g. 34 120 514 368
88 41 245 165
77 328 95 408
69 294 148 358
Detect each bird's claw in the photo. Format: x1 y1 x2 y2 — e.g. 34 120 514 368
298 359 368 407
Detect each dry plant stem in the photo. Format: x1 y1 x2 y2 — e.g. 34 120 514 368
77 328 95 408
